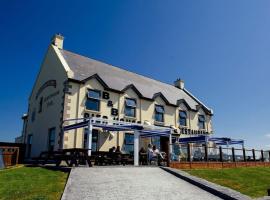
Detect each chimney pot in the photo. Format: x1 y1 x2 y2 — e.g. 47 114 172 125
174 78 184 89
51 33 64 49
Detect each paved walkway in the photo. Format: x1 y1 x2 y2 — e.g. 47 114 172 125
61 167 221 200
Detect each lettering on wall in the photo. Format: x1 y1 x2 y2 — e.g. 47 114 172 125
107 100 113 107
102 92 110 99
101 91 119 114
35 80 57 100
44 90 60 108
111 108 118 116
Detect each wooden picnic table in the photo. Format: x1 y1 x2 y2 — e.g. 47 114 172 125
62 148 92 167
34 149 134 167
34 148 93 167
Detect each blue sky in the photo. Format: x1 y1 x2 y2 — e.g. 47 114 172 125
0 1 270 149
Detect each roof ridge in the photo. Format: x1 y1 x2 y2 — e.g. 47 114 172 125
60 49 180 90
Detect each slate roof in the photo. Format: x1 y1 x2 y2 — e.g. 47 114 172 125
60 49 213 114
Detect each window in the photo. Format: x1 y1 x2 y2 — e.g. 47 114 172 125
27 134 33 158
31 109 36 122
85 89 101 111
151 136 160 149
179 111 187 126
124 133 134 154
38 97 43 113
48 128 56 151
124 98 136 117
198 115 205 129
83 129 99 151
155 105 164 122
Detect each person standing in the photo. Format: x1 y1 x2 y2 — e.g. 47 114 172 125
147 144 153 164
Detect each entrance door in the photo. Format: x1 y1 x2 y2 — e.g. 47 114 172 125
160 136 169 165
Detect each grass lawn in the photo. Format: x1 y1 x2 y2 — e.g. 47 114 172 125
184 167 270 198
0 166 69 200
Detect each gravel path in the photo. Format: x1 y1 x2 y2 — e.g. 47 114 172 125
61 167 221 200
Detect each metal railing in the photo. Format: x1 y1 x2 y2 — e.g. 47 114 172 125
170 143 270 163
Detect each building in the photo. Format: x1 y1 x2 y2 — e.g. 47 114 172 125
20 34 213 158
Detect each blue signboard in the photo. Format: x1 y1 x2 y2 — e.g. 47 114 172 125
0 149 4 169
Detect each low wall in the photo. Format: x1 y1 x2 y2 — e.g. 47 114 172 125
170 161 270 169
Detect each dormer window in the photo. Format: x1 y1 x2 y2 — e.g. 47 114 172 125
155 105 164 122
85 89 101 111
179 111 187 126
198 115 205 129
125 98 136 117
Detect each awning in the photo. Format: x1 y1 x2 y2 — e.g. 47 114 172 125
64 119 144 132
140 130 171 138
178 136 244 146
63 118 171 137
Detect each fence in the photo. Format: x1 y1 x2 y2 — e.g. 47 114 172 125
0 146 20 167
171 143 270 163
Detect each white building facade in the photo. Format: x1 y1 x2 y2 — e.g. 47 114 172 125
21 34 213 158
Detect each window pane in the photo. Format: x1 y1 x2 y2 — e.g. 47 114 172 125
85 99 100 111
124 133 134 154
48 128 55 151
151 136 160 149
155 105 164 113
125 107 135 117
155 113 164 122
125 133 134 145
199 115 205 122
84 129 98 151
180 111 187 118
88 90 100 99
180 118 187 126
28 135 32 144
125 98 136 107
199 122 205 129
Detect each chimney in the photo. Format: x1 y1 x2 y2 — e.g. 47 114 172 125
174 78 184 89
51 33 64 49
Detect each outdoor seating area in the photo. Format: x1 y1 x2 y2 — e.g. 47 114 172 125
32 147 168 167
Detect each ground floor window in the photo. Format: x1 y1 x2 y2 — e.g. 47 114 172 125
124 133 134 154
48 128 56 152
151 136 160 149
27 134 33 158
84 129 99 151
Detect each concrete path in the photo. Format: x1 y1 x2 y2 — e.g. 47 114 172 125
62 167 221 200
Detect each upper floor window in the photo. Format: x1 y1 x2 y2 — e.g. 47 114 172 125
198 115 205 129
179 111 187 126
48 128 55 152
155 105 164 122
31 109 36 122
125 98 136 117
38 97 43 113
85 89 101 111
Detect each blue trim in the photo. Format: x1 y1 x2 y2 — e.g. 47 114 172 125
178 135 244 145
63 120 89 131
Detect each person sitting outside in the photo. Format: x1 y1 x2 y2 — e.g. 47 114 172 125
114 146 122 164
115 146 122 153
139 147 147 165
109 146 116 153
152 145 164 166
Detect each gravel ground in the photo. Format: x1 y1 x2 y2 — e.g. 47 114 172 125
61 167 222 200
